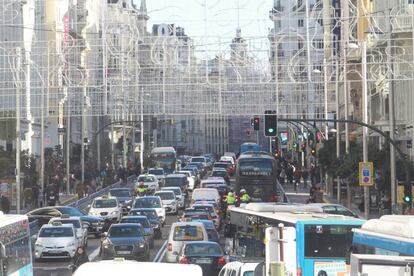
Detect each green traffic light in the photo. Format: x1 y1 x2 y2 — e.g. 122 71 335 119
268 128 274 133
404 196 411 203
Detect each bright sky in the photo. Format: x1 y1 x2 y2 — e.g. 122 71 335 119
140 0 274 59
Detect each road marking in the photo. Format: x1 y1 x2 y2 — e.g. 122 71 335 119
89 245 101 261
153 240 167 262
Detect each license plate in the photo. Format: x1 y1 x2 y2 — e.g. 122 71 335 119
195 258 212 264
117 251 131 255
49 250 61 254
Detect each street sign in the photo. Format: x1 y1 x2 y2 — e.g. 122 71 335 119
359 162 374 186
58 127 66 134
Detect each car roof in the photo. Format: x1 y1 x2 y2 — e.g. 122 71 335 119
50 216 81 221
149 168 164 171
138 174 156 178
110 223 141 228
130 208 157 211
184 241 220 246
165 174 186 178
137 196 160 200
95 196 117 200
172 221 205 227
41 223 74 229
122 215 148 220
155 190 175 195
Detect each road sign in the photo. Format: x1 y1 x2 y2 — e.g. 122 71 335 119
58 127 66 134
359 162 374 186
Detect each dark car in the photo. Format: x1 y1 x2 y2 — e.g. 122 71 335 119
164 174 189 194
101 223 149 261
120 215 154 248
211 169 230 184
178 241 227 276
128 208 162 239
26 206 104 238
181 208 211 222
187 162 206 176
109 188 134 214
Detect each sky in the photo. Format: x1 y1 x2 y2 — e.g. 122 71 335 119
137 0 274 59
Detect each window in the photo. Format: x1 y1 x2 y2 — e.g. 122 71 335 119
298 19 304 27
173 225 204 241
39 227 74 237
109 225 140 237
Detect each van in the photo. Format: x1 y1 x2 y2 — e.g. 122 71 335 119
74 259 203 276
164 174 189 194
165 221 208 263
191 188 221 205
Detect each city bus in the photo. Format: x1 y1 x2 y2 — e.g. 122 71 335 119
0 213 33 276
239 142 261 154
351 215 414 256
226 203 365 276
235 152 278 201
150 147 177 174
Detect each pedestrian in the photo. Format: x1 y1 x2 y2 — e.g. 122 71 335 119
293 167 302 192
279 168 286 185
302 169 309 189
0 194 10 214
76 182 85 199
286 164 294 184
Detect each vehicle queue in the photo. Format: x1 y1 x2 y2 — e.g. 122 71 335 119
0 145 405 275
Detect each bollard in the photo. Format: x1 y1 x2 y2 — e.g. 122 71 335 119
269 262 285 276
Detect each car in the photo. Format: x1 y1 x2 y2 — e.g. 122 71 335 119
164 174 189 194
187 162 206 176
175 171 196 191
213 162 234 176
201 177 227 188
210 169 230 184
154 191 178 215
177 241 227 276
26 206 104 238
162 187 185 209
183 166 201 183
307 203 359 218
49 216 88 247
101 223 150 261
148 168 166 186
219 156 235 165
180 168 199 188
34 221 78 260
222 152 236 162
133 196 166 226
136 174 159 193
218 261 261 276
191 188 221 205
165 221 209 263
128 208 162 239
88 196 122 222
190 156 208 170
191 203 220 229
120 215 154 248
191 220 220 243
109 188 134 215
181 208 212 222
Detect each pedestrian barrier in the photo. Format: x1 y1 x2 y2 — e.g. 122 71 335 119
277 181 290 204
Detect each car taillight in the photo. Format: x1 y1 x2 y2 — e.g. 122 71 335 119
179 256 189 264
297 267 302 276
167 243 172 251
217 256 227 266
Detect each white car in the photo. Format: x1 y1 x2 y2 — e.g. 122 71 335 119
133 196 166 226
88 196 122 222
162 187 185 209
35 222 78 260
219 156 235 165
136 174 159 193
148 168 166 186
176 171 195 191
154 191 178 215
49 216 88 248
218 261 261 276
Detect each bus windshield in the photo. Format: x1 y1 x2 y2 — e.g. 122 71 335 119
239 159 273 176
304 225 355 258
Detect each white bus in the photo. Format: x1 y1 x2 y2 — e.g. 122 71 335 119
0 213 33 276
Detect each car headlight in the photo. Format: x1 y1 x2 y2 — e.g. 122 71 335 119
67 241 76 247
35 242 43 248
152 224 159 228
102 239 111 249
138 243 145 248
111 210 119 215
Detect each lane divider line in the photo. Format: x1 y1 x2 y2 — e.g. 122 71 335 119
153 240 167 262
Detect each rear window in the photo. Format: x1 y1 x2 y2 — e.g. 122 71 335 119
212 171 227 177
163 188 181 195
165 178 185 186
129 210 157 219
138 176 155 182
134 198 161 208
185 243 222 255
173 225 204 241
192 190 218 199
155 192 175 200
39 227 74 237
148 169 164 175
93 199 117 208
121 217 150 228
214 163 228 168
109 225 141 237
191 158 205 163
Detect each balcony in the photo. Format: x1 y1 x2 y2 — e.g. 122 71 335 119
391 14 413 33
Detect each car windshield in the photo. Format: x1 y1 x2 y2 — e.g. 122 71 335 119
138 176 155 182
149 169 164 175
212 171 227 177
165 178 184 186
129 210 158 219
192 158 205 163
53 220 81 228
193 205 214 213
163 188 180 195
184 213 209 220
121 217 150 228
93 199 117 208
173 225 204 241
214 163 228 168
185 243 222 255
109 225 141 237
39 227 74 237
110 189 131 197
134 198 161 208
239 159 273 176
155 192 175 200
59 207 85 216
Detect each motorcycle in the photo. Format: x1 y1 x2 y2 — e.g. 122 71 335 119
47 191 56 206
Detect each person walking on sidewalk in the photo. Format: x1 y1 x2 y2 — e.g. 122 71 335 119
286 164 294 184
302 169 309 189
293 167 302 192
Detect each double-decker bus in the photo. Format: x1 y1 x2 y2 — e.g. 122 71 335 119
150 147 177 174
226 203 365 276
0 213 33 276
351 215 414 256
235 152 278 202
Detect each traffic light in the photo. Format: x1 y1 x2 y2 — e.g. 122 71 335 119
311 148 316 156
274 150 280 159
253 116 260 131
404 181 412 204
264 110 277 137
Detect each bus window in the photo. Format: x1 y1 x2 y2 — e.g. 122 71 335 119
304 225 354 258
